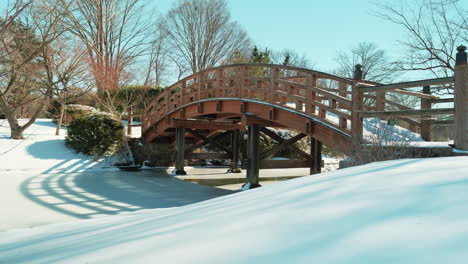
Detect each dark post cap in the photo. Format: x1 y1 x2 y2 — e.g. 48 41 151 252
354 64 363 80
456 45 467 66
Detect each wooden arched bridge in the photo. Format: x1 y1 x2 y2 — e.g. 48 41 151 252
142 46 468 188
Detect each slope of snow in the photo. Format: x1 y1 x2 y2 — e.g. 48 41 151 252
2 156 468 263
0 119 125 173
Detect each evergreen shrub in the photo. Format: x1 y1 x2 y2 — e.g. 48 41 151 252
65 112 125 156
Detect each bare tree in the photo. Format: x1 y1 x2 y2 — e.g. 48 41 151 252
376 0 468 81
0 0 62 139
160 0 251 74
47 39 91 135
335 42 398 83
143 24 169 87
59 0 150 116
272 49 314 69
0 0 33 37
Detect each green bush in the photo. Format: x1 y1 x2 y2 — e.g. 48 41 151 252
65 112 125 156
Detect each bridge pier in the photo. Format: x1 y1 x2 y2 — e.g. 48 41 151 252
310 138 322 175
174 127 187 175
244 124 261 189
227 129 241 173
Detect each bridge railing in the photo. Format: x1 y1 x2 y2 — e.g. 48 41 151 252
351 75 455 144
143 64 359 138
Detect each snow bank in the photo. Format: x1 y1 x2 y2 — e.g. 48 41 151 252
2 156 468 263
0 119 122 173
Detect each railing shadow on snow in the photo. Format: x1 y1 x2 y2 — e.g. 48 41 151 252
20 169 235 220
22 139 236 220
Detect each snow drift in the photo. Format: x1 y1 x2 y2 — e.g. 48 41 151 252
2 156 468 263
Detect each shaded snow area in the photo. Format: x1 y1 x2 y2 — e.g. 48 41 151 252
0 119 128 173
0 119 234 233
2 156 468 263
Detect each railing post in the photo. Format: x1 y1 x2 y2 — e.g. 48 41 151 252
181 80 186 105
420 86 432 141
269 67 279 103
240 66 247 99
165 88 170 113
454 45 468 150
338 81 347 109
198 73 204 100
217 68 224 97
306 74 317 114
376 91 386 111
352 64 364 152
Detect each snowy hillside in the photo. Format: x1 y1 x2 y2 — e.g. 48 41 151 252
2 156 468 263
0 119 127 173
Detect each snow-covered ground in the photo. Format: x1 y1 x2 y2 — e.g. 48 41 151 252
0 119 119 173
0 119 234 232
2 118 467 263
2 156 468 263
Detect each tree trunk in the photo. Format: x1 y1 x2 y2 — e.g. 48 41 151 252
127 105 133 136
55 101 65 136
5 111 24 139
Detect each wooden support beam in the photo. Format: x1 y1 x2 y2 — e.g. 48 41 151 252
241 113 285 128
185 153 231 160
260 128 311 160
391 89 439 100
428 98 454 104
260 133 307 159
172 118 243 131
228 129 241 173
358 108 454 118
429 119 454 125
184 130 232 154
186 128 233 155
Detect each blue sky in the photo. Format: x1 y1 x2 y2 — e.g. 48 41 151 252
152 0 407 74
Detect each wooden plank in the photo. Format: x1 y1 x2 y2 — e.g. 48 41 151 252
185 153 231 160
260 159 310 169
429 119 454 125
395 117 421 127
310 87 351 105
365 95 413 110
172 118 243 131
360 77 454 92
428 98 454 104
260 133 307 159
391 89 439 100
241 113 285 127
359 108 454 118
